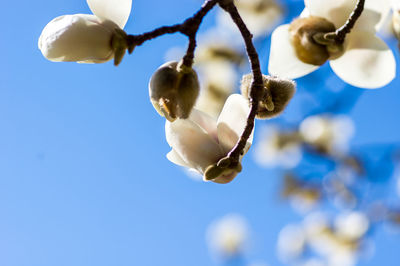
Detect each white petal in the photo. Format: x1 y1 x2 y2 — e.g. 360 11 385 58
304 0 391 32
304 0 357 28
165 119 225 173
217 94 252 153
329 31 396 89
166 149 191 168
188 109 218 141
87 0 132 28
268 24 319 79
363 0 392 31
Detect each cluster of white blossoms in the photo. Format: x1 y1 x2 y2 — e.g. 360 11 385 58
254 114 355 169
269 0 396 89
278 212 370 266
38 0 398 184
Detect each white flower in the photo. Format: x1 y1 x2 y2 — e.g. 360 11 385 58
38 0 132 63
299 115 354 155
254 125 302 168
165 94 252 184
334 211 369 240
195 60 238 118
269 0 395 89
277 224 306 261
206 214 249 256
217 0 283 37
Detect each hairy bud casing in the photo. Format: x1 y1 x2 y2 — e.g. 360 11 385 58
149 61 200 121
241 74 296 119
289 16 342 65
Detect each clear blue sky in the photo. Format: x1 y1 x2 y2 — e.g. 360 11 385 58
0 0 400 265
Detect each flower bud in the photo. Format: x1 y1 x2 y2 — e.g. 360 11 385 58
39 14 122 63
241 74 296 119
289 16 343 65
149 61 200 121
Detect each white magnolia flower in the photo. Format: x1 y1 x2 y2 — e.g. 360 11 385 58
269 0 395 89
39 0 132 63
195 61 238 118
299 115 355 155
254 125 302 168
334 211 369 240
206 214 249 256
217 0 283 37
277 224 306 261
165 94 252 184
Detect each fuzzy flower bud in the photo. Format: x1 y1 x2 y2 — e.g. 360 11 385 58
149 61 200 121
241 74 296 119
289 17 343 65
39 14 123 63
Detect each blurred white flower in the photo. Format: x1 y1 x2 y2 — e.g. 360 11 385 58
193 39 244 118
217 0 283 37
392 2 400 39
282 175 321 213
299 115 355 155
39 0 132 63
206 214 249 256
277 224 306 261
269 0 395 88
290 193 320 214
334 211 369 240
302 212 368 266
254 126 302 168
195 60 238 118
165 94 252 184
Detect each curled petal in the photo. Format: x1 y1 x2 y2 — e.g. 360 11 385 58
268 24 319 79
217 94 252 153
166 149 191 168
87 0 132 28
329 31 396 89
362 0 392 31
165 119 225 173
189 109 218 141
38 14 116 63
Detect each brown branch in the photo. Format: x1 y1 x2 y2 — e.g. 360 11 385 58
324 0 365 43
218 1 265 165
126 0 217 55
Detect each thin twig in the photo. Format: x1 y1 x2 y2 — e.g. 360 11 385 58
127 0 217 53
218 1 264 165
324 0 365 43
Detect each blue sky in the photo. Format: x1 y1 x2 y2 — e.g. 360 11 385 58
1 0 400 265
